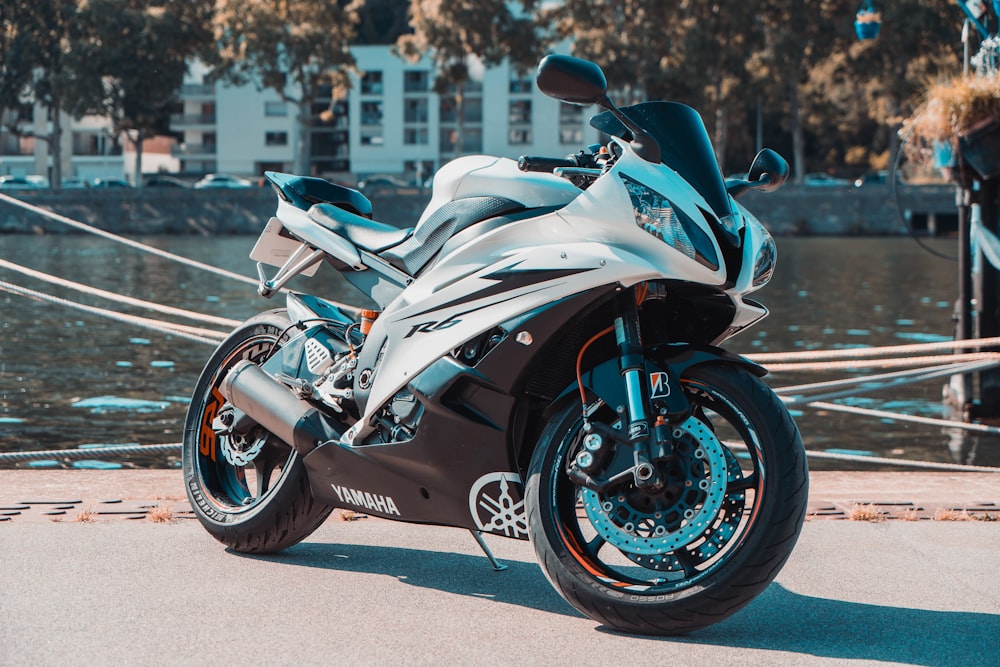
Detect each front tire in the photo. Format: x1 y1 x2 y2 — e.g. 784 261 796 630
182 309 335 553
525 363 808 635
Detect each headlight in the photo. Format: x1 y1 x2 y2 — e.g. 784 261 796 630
752 226 777 288
620 175 719 271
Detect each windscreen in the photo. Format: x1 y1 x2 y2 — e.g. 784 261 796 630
590 102 734 221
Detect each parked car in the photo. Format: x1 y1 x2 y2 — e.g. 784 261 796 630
61 178 89 189
853 170 891 188
145 175 191 188
91 178 131 188
0 175 47 190
194 173 253 189
357 175 411 194
803 173 852 187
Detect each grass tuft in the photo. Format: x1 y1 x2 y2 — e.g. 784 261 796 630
848 503 886 522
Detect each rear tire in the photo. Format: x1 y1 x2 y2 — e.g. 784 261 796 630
525 363 808 635
182 309 335 553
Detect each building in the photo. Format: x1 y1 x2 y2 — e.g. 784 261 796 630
172 46 600 184
0 104 176 186
1 45 598 187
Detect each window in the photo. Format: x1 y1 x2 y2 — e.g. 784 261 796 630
404 70 429 93
559 103 584 145
509 72 533 94
404 98 428 124
265 131 287 146
361 101 383 126
404 127 428 145
311 131 349 157
361 128 383 146
440 128 482 153
560 128 584 144
509 100 532 125
264 101 287 117
509 129 532 145
361 71 383 95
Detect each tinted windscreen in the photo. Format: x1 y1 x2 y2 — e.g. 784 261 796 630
590 102 733 221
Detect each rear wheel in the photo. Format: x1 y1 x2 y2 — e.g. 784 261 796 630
526 363 808 635
182 309 335 553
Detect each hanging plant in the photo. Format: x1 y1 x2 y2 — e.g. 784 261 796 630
903 75 1000 180
854 8 882 41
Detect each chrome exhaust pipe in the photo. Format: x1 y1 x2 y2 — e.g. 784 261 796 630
219 360 335 455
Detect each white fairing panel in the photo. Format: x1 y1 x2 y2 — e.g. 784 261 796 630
419 156 582 225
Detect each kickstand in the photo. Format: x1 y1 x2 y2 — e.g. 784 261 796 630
469 530 507 571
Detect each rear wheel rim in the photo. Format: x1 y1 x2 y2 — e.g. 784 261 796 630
193 331 297 514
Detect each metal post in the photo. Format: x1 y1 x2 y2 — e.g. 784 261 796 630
975 179 1000 417
947 185 973 419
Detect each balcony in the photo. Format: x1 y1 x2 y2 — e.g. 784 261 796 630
172 143 217 158
179 83 216 98
169 113 216 128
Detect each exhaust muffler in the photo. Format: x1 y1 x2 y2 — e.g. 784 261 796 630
219 360 337 455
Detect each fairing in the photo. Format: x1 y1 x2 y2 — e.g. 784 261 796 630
591 102 735 222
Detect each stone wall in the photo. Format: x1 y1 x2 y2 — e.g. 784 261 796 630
0 182 958 236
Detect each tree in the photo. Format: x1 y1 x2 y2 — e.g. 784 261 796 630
841 0 962 172
541 0 682 104
396 0 542 156
0 1 97 188
543 0 760 172
210 0 363 176
75 0 214 189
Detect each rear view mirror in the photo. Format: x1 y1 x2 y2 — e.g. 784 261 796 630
747 149 789 192
536 54 608 106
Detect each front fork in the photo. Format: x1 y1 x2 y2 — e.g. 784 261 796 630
572 288 689 493
612 291 661 489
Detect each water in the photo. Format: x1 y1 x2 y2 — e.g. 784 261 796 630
1 234 996 470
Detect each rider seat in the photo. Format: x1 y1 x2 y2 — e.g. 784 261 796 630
308 196 525 275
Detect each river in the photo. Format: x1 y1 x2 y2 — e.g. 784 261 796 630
1 233 996 470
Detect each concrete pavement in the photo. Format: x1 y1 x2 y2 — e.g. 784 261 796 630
1 471 998 665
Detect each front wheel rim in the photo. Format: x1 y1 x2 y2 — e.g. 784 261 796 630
550 380 765 594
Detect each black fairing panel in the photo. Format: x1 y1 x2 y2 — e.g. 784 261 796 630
301 286 618 535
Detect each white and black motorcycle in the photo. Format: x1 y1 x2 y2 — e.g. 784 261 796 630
183 54 807 635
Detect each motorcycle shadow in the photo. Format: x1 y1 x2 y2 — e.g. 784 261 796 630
230 540 997 661
229 538 583 619
637 583 996 666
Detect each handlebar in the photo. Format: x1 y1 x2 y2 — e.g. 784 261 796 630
517 155 581 173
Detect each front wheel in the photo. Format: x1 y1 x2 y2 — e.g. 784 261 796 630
182 309 335 553
525 363 808 635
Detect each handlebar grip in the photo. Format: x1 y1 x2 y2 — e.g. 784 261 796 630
517 155 579 173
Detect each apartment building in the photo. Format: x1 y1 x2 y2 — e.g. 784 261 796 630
173 45 599 184
1 46 597 186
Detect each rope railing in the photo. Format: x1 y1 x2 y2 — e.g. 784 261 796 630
0 257 240 329
747 336 1000 363
0 191 260 287
0 280 226 345
1 192 999 473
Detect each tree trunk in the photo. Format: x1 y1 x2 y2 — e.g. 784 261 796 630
454 81 465 157
50 100 63 189
295 98 311 176
134 131 144 191
789 81 805 184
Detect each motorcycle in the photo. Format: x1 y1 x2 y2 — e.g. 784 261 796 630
182 54 807 636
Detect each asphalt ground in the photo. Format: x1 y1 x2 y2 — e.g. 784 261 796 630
1 471 998 666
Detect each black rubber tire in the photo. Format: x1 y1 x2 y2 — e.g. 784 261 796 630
182 309 335 554
525 363 808 635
